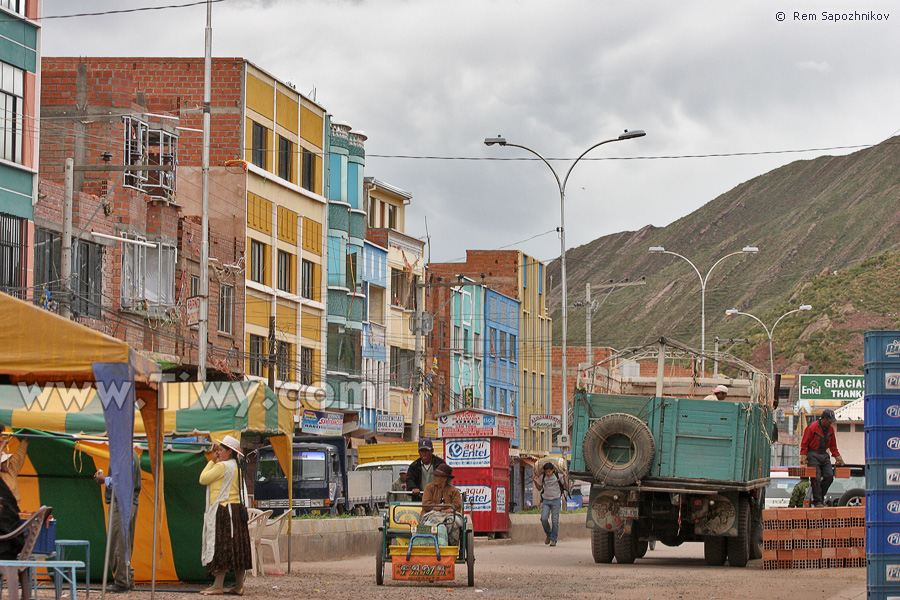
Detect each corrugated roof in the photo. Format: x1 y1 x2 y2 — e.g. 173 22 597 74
834 397 864 422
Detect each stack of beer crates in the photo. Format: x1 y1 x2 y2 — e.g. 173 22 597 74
865 331 900 599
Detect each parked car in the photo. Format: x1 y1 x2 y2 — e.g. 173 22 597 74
765 473 801 509
825 464 865 507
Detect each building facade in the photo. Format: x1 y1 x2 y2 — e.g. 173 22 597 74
361 239 388 432
0 0 40 298
484 288 520 441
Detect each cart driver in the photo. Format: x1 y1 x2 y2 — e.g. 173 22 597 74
421 463 464 545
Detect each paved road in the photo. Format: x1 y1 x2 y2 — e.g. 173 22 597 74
241 536 867 600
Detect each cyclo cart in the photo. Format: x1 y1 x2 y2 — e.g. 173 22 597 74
375 492 475 586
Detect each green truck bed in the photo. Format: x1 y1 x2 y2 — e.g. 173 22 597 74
571 391 772 485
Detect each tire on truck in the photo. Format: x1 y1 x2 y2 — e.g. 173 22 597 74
591 529 614 563
582 413 655 486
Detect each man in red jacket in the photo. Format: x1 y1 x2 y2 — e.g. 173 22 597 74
799 409 844 507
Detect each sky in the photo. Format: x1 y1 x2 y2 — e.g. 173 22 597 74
41 0 900 264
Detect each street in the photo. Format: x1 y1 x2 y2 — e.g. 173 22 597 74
205 537 867 600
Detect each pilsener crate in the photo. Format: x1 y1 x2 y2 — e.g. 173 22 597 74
864 331 900 365
867 427 900 460
867 523 900 555
866 395 900 426
865 367 900 396
868 491 900 524
867 459 900 491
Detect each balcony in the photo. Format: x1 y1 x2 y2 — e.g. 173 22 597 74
327 288 350 325
328 202 350 234
349 210 366 244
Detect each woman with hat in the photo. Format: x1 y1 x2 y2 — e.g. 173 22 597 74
199 435 252 595
421 464 464 545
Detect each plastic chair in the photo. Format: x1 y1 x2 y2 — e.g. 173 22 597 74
0 506 52 600
257 512 289 570
247 510 272 577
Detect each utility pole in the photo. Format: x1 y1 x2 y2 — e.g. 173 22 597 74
60 159 74 319
198 0 213 381
584 283 591 365
268 316 276 390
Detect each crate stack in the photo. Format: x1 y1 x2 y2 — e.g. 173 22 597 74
864 331 900 599
762 507 866 569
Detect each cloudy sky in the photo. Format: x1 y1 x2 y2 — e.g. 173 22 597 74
42 0 900 264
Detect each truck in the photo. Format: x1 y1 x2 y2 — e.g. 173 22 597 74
571 338 773 567
252 436 393 516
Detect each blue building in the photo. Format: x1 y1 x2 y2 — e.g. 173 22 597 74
484 288 520 447
361 239 388 431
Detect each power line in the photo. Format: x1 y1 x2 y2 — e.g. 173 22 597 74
38 0 227 21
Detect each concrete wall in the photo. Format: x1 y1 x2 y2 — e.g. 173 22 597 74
270 513 590 563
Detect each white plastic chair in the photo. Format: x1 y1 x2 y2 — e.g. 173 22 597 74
247 510 272 577
257 511 290 570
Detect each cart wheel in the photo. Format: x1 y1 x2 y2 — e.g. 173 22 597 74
466 530 475 587
375 539 384 585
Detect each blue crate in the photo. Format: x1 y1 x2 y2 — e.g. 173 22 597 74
868 523 900 555
867 396 900 426
868 555 900 588
867 368 900 396
868 492 900 523
865 331 900 364
868 586 900 600
21 517 55 555
867 459 900 491
868 428 900 461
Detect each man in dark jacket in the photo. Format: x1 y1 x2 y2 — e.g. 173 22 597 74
406 439 446 501
799 409 844 507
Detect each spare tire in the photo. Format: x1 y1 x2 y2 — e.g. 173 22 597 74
582 413 655 486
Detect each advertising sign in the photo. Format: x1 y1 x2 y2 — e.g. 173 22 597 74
376 413 405 434
392 556 455 581
464 387 474 408
496 486 506 513
457 485 492 512
438 410 516 439
185 296 201 326
799 374 863 401
445 438 491 467
300 409 343 436
530 414 562 428
424 420 438 438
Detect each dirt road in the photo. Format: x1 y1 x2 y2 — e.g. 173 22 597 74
137 537 866 600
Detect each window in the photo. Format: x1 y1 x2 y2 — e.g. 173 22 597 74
144 129 177 200
390 346 414 388
0 62 25 164
277 341 292 382
190 274 200 298
499 331 506 358
251 121 267 169
368 197 377 227
367 285 384 324
33 227 61 300
250 239 266 284
0 212 25 297
300 347 314 385
277 250 293 293
346 247 358 291
390 268 418 310
301 259 316 300
248 334 266 377
301 149 315 192
72 239 102 317
387 204 397 230
121 238 176 308
0 1 26 16
327 323 360 374
277 136 293 181
218 285 233 334
452 326 461 353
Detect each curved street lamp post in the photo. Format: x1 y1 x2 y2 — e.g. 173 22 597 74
485 130 646 448
648 246 759 372
725 305 812 386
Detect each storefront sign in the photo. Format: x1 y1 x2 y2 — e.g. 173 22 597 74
300 409 343 436
185 296 201 326
530 414 562 428
458 484 492 512
496 486 506 513
799 374 864 401
445 438 491 467
424 420 438 438
376 413 405 434
438 410 516 439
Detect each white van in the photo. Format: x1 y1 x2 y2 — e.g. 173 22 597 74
355 459 411 480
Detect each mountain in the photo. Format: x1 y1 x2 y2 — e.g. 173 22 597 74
548 136 900 374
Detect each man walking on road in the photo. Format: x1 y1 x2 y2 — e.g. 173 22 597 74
800 409 844 507
534 463 568 547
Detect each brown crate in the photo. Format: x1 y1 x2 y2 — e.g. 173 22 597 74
834 467 851 478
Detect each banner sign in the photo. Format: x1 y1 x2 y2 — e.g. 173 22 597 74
496 486 506 513
438 410 516 439
799 374 864 401
301 409 343 436
458 484 492 512
185 296 201 326
376 413 405 434
445 438 491 467
424 420 438 438
530 414 562 428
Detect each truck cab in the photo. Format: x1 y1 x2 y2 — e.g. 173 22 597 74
254 440 346 515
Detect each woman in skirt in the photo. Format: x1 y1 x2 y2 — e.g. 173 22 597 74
199 435 252 595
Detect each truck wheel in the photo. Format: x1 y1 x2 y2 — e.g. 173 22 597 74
614 530 638 564
635 539 649 559
375 538 384 585
727 497 750 567
591 529 614 563
582 413 655 486
703 536 727 566
749 504 763 560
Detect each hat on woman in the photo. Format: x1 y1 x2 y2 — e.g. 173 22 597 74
434 464 454 479
215 434 243 457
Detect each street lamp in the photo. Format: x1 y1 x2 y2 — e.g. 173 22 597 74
485 129 646 449
725 304 812 386
648 245 759 372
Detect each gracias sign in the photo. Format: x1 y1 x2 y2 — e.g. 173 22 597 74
799 374 863 401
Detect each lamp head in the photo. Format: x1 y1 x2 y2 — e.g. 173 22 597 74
484 136 507 146
648 246 665 253
799 304 812 311
725 309 738 316
618 129 646 140
742 246 759 253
